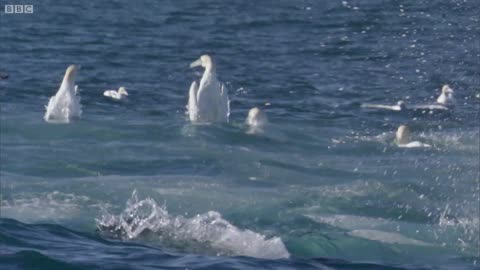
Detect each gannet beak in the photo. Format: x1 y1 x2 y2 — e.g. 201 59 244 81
190 58 202 68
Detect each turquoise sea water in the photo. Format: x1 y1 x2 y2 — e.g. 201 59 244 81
1 1 479 269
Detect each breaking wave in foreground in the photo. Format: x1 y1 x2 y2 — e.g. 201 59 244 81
96 190 289 259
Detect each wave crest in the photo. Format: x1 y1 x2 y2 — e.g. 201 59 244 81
96 190 289 259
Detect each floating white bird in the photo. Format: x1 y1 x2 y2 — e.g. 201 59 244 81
187 55 230 123
436 84 455 105
361 100 406 111
104 86 128 100
44 65 82 123
246 107 268 127
395 125 431 148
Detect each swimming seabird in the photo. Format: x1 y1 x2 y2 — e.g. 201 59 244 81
395 125 431 148
104 86 128 100
187 55 230 123
44 65 82 123
436 84 455 106
407 85 454 111
361 100 406 111
246 107 268 127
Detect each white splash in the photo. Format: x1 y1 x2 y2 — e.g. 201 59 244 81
187 55 230 123
96 190 289 259
44 65 82 123
104 86 128 100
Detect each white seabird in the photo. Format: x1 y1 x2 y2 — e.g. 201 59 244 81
361 100 406 111
395 125 431 148
246 107 268 127
246 107 268 134
436 84 455 106
104 86 128 100
407 85 454 111
187 54 230 123
44 65 82 123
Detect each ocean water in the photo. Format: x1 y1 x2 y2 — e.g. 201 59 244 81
1 0 479 269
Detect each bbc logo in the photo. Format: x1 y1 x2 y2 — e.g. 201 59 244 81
5 5 34 14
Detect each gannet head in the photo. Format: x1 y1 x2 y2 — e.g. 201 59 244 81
64 65 79 82
442 84 454 95
397 100 406 110
190 55 213 70
118 86 128 96
246 107 268 127
396 125 411 145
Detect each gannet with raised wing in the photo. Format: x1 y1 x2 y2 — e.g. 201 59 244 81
44 65 82 123
187 55 230 123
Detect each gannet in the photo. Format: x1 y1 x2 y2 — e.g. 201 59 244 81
44 65 82 123
246 107 268 127
187 55 230 123
406 85 454 111
436 84 455 105
395 125 431 148
361 100 406 111
104 86 128 100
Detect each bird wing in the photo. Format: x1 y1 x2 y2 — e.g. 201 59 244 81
409 104 449 110
361 104 399 111
399 141 432 148
219 83 230 121
103 90 115 97
188 81 199 121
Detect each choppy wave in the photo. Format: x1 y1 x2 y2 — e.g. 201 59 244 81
4 218 478 270
96 190 289 259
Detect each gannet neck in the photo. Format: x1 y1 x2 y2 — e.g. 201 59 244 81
200 65 217 86
203 55 215 73
396 125 411 145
